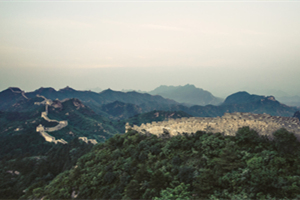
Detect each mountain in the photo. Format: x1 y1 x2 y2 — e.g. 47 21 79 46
149 84 223 106
0 87 297 120
23 87 179 113
25 87 103 104
0 87 28 110
0 97 120 160
0 87 181 118
0 96 189 199
222 91 265 105
0 96 124 198
45 98 119 142
168 92 297 117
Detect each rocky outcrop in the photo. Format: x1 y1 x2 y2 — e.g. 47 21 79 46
78 137 98 145
73 98 85 109
127 112 300 140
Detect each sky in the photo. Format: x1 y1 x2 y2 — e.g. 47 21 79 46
1 0 300 98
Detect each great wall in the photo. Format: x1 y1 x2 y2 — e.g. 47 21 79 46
9 87 28 100
35 95 68 144
126 112 300 139
34 94 300 143
35 95 97 145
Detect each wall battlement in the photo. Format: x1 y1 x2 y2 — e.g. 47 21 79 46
126 112 300 139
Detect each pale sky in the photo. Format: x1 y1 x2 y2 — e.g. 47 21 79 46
1 0 300 97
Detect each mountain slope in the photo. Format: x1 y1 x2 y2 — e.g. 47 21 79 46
149 84 223 106
0 97 120 160
0 96 123 198
99 101 143 120
24 128 300 199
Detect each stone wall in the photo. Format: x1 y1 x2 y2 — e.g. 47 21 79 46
126 112 300 139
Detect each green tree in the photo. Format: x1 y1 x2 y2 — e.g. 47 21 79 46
154 183 192 200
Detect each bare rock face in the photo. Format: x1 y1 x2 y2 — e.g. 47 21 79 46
267 96 276 101
127 112 300 140
78 137 97 145
51 100 63 109
72 99 85 109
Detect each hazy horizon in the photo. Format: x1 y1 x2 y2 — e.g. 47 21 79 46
1 1 300 98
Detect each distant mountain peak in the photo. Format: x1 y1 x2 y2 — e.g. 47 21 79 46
8 87 22 92
100 88 116 94
35 87 56 92
183 84 196 88
149 84 223 106
266 96 276 101
235 91 250 95
223 91 266 105
59 86 76 92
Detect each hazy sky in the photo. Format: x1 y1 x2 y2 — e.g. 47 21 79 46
1 0 300 97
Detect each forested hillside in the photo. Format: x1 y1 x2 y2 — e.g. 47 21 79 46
24 127 300 199
0 139 93 198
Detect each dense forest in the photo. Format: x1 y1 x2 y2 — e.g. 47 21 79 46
0 138 93 198
22 127 300 199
